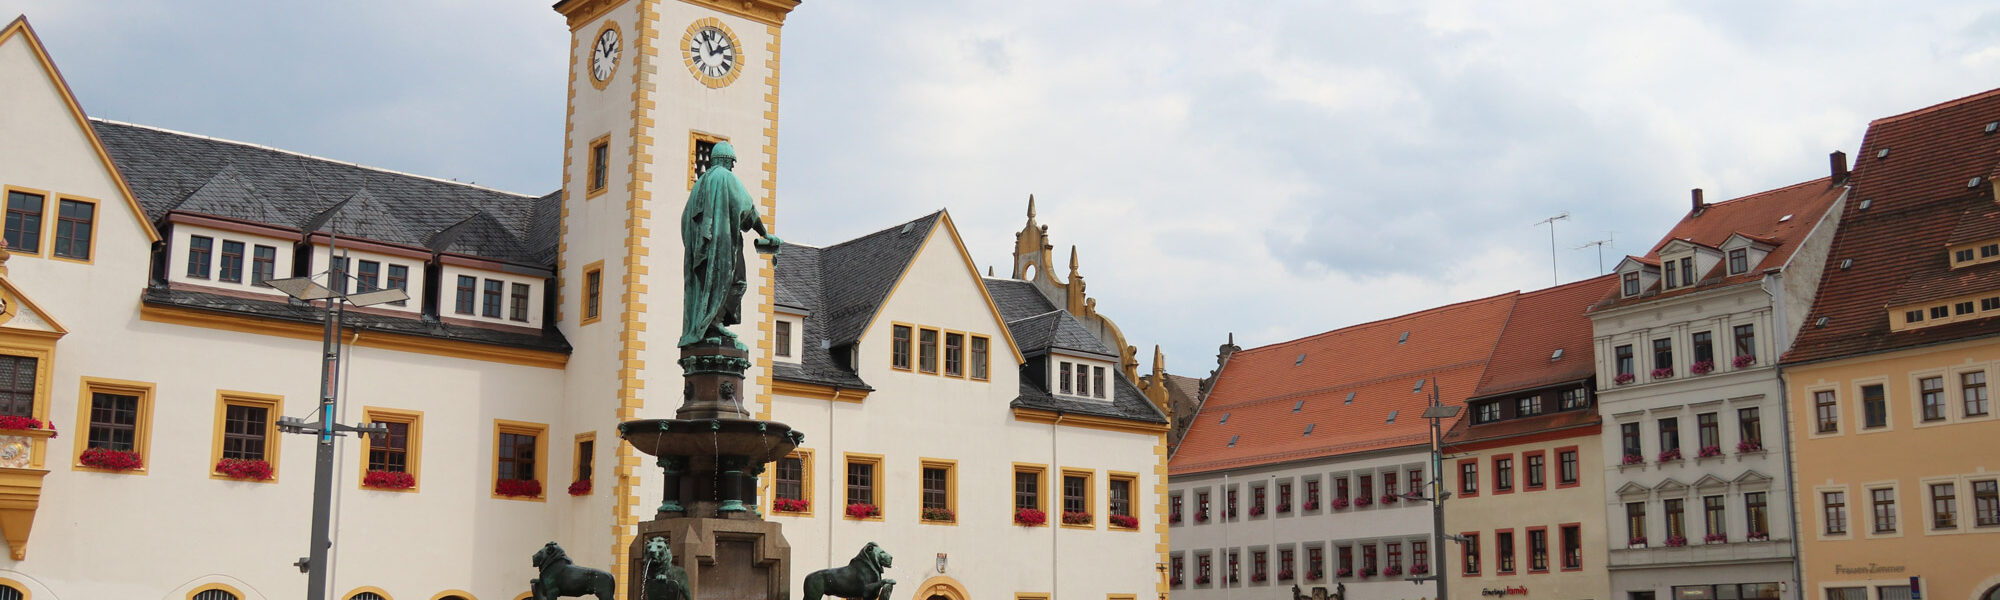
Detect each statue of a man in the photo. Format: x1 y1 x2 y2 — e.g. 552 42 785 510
679 141 780 349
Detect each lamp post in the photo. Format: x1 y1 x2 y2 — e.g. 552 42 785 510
267 204 405 600
1403 380 1461 600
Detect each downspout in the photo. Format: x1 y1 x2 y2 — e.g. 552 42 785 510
827 384 836 565
1053 411 1063 598
1759 278 1805 600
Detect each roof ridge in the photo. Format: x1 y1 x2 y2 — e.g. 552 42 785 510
1008 308 1064 325
1236 290 1520 356
1515 273 1617 299
1702 176 1835 207
820 210 944 250
1868 85 2000 126
89 118 539 199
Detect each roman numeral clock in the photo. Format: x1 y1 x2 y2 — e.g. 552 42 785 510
588 21 620 91
682 17 744 88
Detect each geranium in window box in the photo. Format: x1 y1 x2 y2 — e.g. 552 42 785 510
1110 514 1140 529
79 447 142 471
1336 567 1352 578
1690 360 1715 375
1195 575 1210 585
1169 512 1183 524
1627 536 1647 547
1330 497 1350 509
214 458 273 480
773 498 809 513
1614 373 1636 385
1657 448 1682 462
363 470 415 490
1279 569 1295 581
1663 536 1688 547
495 478 542 498
1307 570 1323 581
0 416 44 431
1251 573 1267 583
1411 563 1429 575
1171 575 1184 586
1062 510 1093 525
1697 445 1723 458
1651 368 1675 379
1277 503 1291 513
845 503 881 519
922 507 955 522
1249 504 1264 517
1703 533 1728 544
1384 565 1403 576
1737 440 1763 453
1746 533 1769 542
1353 496 1373 507
1228 574 1239 584
1359 567 1376 578
1380 493 1398 504
1622 453 1644 465
1014 507 1047 526
1303 500 1319 511
1733 355 1756 368
568 479 592 496
1196 511 1210 522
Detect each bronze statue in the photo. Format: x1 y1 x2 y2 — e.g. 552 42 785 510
530 541 615 600
679 141 780 349
640 536 690 600
802 542 895 600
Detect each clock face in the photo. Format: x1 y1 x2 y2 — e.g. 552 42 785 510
591 27 621 83
687 26 736 79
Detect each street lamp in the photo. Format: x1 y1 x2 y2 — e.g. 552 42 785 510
1406 382 1462 600
267 197 404 600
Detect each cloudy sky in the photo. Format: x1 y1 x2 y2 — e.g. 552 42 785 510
15 1 2000 376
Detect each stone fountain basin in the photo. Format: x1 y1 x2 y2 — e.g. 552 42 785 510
618 418 800 466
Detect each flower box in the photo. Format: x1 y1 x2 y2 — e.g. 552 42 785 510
1690 360 1715 375
1737 440 1763 453
1359 567 1376 578
363 470 415 490
1303 500 1320 511
1330 497 1350 509
1614 373 1636 385
1622 453 1645 466
1062 510 1093 525
80 447 142 471
1733 355 1756 368
1697 445 1723 458
1110 514 1140 529
1172 576 1184 586
1196 576 1211 585
1657 448 1682 462
1250 505 1264 517
1014 507 1047 526
1252 573 1267 583
1307 570 1324 581
1196 512 1210 522
0 416 44 431
1353 496 1373 507
568 479 592 496
1277 504 1291 514
1411 564 1429 575
495 478 542 498
1651 367 1675 379
1746 533 1770 542
1628 536 1647 547
1336 567 1352 578
214 458 272 480
1170 513 1183 523
1380 494 1398 504
1703 533 1728 544
1384 565 1403 576
923 507 956 522
773 498 809 513
1279 570 1295 581
1664 536 1688 547
845 503 881 519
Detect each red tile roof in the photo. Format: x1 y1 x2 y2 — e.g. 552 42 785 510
1594 176 1845 312
1473 274 1618 398
1787 87 2000 363
1170 293 1517 475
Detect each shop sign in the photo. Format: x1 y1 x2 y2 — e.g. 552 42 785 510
1482 587 1528 597
1832 564 1905 575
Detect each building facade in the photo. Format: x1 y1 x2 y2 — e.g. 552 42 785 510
1589 170 1847 600
1782 88 2000 600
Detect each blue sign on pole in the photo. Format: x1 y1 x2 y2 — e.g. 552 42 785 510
1910 576 1922 600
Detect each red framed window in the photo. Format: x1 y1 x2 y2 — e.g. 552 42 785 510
1495 529 1516 574
1494 455 1514 493
1461 533 1480 574
1527 526 1549 572
1560 523 1583 570
1556 446 1581 487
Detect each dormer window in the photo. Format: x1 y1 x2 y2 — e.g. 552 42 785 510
1678 257 1694 287
1728 249 1748 275
1622 272 1640 297
1663 261 1677 289
1956 249 1975 263
775 321 793 358
1054 359 1109 399
1475 402 1501 424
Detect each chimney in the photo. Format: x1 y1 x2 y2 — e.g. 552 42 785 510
1691 188 1705 214
1829 150 1849 182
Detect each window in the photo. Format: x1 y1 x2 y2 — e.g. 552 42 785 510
1746 492 1768 538
573 433 594 496
362 407 420 490
1703 495 1725 538
1093 365 1107 398
482 279 504 318
187 235 213 278
1252 485 1267 515
1172 556 1185 586
508 283 531 322
1517 395 1542 416
493 420 547 499
920 459 955 523
1527 528 1548 572
1616 344 1634 377
1863 384 1887 429
0 354 38 418
384 263 407 305
915 328 939 374
1560 387 1588 410
1653 338 1674 372
970 335 990 379
1253 550 1269 581
1958 249 1977 262
1336 476 1350 501
1931 483 1957 529
1733 325 1756 362
1659 417 1680 454
1061 470 1093 526
329 256 349 294
1974 480 1998 527
1197 491 1210 521
1987 297 2000 311
1692 331 1714 366
587 135 610 195
1739 407 1762 448
219 241 245 283
1827 588 1868 600
1679 257 1694 286
1966 372 1990 417
1229 550 1240 584
891 324 912 370
1558 450 1578 485
1728 248 1748 274
1461 460 1479 495
79 379 154 472
943 332 963 376
3 190 43 253
1383 472 1398 500
1496 530 1515 573
1475 401 1501 424
1228 487 1239 518
1907 310 1924 323
1621 422 1642 458
691 137 718 183
1279 548 1295 580
1059 362 1073 394
1988 244 2000 258
1698 413 1720 451
1525 453 1545 488
1823 491 1848 535
1109 473 1135 524
1409 468 1425 495
1077 363 1090 398
1815 390 1840 433
1664 498 1686 540
1626 502 1647 544
1494 457 1514 492
1309 546 1325 578
1920 376 1946 421
582 262 603 323
776 450 808 502
1412 541 1428 573
1623 272 1640 296
845 454 883 515
455 275 477 315
1361 544 1376 575
252 245 277 286
775 321 793 358
1198 554 1212 585
1665 260 1678 289
190 585 244 600
1462 533 1480 574
355 260 378 291
1014 464 1045 516
1385 542 1401 571
1871 487 1897 533
213 392 281 479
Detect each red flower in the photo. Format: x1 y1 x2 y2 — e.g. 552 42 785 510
568 479 592 496
214 458 273 480
0 416 43 431
1062 510 1093 525
495 478 542 497
80 447 142 471
1014 507 1047 526
773 498 810 513
363 470 416 490
922 507 955 522
845 503 881 519
1110 514 1140 529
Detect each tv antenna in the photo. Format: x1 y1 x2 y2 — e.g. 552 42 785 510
1576 232 1615 275
1534 212 1569 285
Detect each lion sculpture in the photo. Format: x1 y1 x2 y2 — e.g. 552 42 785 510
803 542 895 600
530 541 615 600
641 536 691 600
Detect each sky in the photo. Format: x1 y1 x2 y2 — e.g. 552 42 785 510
12 1 2000 378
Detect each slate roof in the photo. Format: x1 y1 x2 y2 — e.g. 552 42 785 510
1594 176 1845 311
772 244 872 391
1473 274 1616 397
143 286 570 352
1010 373 1168 424
92 119 556 269
1170 292 1518 476
981 277 1165 424
1787 87 2000 364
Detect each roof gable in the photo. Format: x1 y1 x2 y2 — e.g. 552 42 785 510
0 17 158 244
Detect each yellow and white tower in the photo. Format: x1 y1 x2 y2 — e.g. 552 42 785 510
551 0 799 588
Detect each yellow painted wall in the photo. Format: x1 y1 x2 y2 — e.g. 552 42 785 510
1447 431 1610 600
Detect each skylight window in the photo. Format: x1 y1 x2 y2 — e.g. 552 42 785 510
1413 380 1424 392
1219 413 1230 424
1858 199 1872 210
900 223 914 234
1227 435 1239 447
1779 214 1793 222
1986 122 1997 134
1303 424 1315 436
1296 353 1306 366
1877 148 1890 159
1815 316 1829 328
1971 177 1984 188
1399 331 1410 344
1386 410 1398 423
1840 258 1853 270
1550 348 1564 361
1345 392 1355 404
1293 400 1305 412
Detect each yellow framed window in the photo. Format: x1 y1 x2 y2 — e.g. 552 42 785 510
844 452 884 519
51 196 97 262
3 187 46 256
1108 471 1140 529
1061 468 1096 528
571 432 595 496
360 407 422 492
581 261 604 325
920 458 957 524
890 324 913 370
969 335 990 380
918 327 940 374
688 131 728 189
210 391 282 482
586 134 611 197
74 377 154 474
493 419 549 501
773 448 813 516
943 332 965 377
1014 462 1048 525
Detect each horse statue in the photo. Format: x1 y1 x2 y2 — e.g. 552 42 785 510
641 536 691 600
530 541 615 600
803 542 895 600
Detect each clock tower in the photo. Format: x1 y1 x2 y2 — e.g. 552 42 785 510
551 0 800 587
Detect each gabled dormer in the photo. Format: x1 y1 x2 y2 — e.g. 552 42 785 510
1717 233 1778 277
1614 256 1659 299
1654 238 1724 291
1947 238 2000 269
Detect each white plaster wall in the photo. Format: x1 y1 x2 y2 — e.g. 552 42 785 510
438 263 547 327
1775 191 1846 353
166 224 294 299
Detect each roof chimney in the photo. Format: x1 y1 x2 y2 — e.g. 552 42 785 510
1691 188 1705 214
1829 150 1849 182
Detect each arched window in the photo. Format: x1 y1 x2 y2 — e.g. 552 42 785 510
349 593 387 600
192 589 239 600
0 582 23 600
1981 584 2000 600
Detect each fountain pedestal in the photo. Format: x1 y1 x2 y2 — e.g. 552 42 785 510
620 344 799 600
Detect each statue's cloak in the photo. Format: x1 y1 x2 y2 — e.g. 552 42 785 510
679 165 755 347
